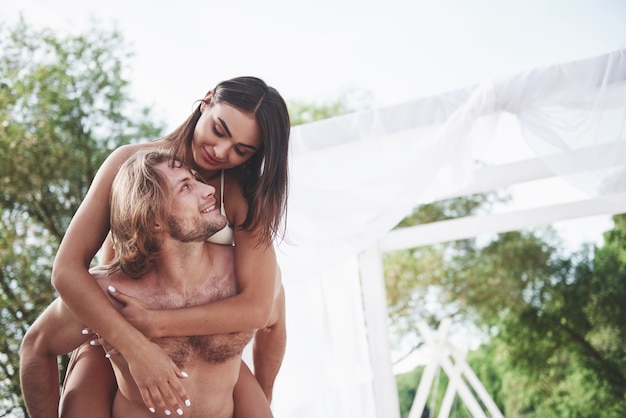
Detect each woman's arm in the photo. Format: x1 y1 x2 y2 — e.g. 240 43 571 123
123 223 278 337
118 173 278 337
51 143 190 414
52 146 138 348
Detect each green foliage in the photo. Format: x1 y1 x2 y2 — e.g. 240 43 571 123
489 216 626 416
0 17 163 238
0 16 164 416
288 88 373 126
390 206 626 416
396 364 480 418
396 192 509 228
396 366 423 417
385 193 510 350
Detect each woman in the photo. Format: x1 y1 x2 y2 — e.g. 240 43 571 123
51 76 289 416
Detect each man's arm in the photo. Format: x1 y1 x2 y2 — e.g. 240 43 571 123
20 298 90 418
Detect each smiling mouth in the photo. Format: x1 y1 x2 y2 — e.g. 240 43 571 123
203 148 222 165
201 204 216 214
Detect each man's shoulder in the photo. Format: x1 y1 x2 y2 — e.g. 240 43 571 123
89 265 109 278
88 266 131 291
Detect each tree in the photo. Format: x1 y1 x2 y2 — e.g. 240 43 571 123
384 192 510 359
389 197 626 416
0 17 163 416
494 214 626 417
288 88 373 126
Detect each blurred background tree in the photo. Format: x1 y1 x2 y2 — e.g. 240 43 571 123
0 16 164 416
390 204 626 417
288 87 372 126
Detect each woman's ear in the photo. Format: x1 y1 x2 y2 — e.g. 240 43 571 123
200 90 213 113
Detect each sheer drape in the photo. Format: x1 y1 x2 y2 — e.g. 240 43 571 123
271 49 626 417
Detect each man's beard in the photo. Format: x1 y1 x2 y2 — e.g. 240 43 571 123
168 215 224 243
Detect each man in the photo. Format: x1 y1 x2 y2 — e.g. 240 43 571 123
20 149 268 417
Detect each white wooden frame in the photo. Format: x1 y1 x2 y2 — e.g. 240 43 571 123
359 149 626 418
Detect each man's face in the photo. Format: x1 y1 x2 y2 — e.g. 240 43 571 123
156 161 227 242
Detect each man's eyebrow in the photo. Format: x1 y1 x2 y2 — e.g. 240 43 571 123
174 172 194 189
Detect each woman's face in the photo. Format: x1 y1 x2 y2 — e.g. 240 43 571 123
191 100 261 175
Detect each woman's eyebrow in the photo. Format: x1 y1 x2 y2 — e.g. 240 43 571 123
217 116 258 151
217 117 232 137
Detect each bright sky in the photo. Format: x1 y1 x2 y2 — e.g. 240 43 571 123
6 0 626 248
6 0 626 125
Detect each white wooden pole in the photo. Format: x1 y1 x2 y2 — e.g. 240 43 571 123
358 245 401 418
438 358 462 418
410 320 504 418
439 356 488 418
453 350 504 418
408 360 440 418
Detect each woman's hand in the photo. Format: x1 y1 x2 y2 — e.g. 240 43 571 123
82 325 191 415
108 286 159 338
123 339 191 415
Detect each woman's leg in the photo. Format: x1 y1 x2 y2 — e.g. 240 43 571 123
60 342 116 418
233 362 273 418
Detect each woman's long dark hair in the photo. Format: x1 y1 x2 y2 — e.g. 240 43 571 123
165 76 290 246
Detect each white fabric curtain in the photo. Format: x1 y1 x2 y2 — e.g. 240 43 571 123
271 49 626 417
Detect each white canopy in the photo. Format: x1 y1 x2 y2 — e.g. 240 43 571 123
268 49 626 417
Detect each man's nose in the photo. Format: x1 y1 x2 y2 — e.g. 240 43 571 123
201 183 216 198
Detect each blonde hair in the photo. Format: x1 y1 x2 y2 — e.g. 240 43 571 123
108 148 176 278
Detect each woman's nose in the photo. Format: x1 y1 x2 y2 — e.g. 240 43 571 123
214 143 228 160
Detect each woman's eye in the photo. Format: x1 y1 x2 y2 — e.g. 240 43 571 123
213 125 225 138
234 147 247 157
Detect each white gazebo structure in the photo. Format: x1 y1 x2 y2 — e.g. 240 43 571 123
407 319 504 418
269 48 626 418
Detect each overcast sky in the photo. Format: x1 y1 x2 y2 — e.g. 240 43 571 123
6 0 626 127
6 0 626 247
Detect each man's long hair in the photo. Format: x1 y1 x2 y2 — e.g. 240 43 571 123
108 149 174 279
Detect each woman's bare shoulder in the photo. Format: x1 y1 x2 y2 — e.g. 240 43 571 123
103 141 170 170
223 170 245 198
223 170 248 224
112 140 169 157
